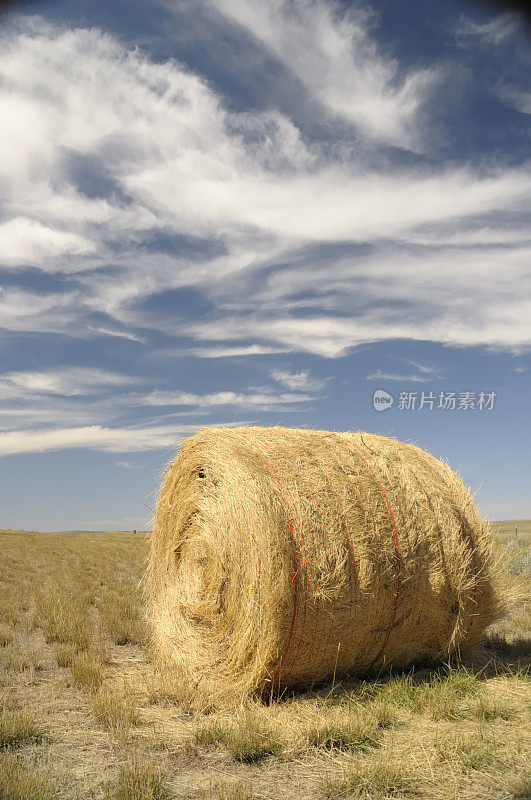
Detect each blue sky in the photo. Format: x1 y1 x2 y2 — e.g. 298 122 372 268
0 0 530 531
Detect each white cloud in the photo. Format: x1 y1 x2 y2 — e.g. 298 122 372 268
90 327 146 344
182 296 531 358
500 90 531 115
202 0 438 151
0 217 95 268
408 361 443 377
454 13 519 45
180 243 531 357
0 424 177 455
366 369 432 383
1 19 528 258
270 368 330 391
454 12 531 119
127 159 531 245
1 368 138 397
0 420 251 456
185 344 289 358
0 287 78 333
399 225 531 247
142 389 312 408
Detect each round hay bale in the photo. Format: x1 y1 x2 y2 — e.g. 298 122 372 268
147 426 502 706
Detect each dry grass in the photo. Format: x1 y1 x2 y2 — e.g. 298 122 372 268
324 755 413 798
92 687 137 736
0 624 15 648
0 528 528 800
106 761 170 800
68 650 105 691
191 709 284 762
0 751 55 800
198 784 255 800
0 708 47 749
0 641 43 674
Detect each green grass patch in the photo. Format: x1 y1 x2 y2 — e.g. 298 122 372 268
435 731 497 772
192 712 283 763
304 712 382 753
342 665 482 720
471 697 515 721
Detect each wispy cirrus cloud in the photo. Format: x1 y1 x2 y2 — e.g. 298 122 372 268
0 372 311 453
270 369 330 392
454 12 520 45
507 93 531 114
0 287 78 334
177 242 531 357
0 419 250 457
408 361 444 377
454 10 531 118
0 423 185 456
142 388 312 409
0 12 528 364
90 327 147 344
184 344 289 358
366 367 440 383
0 3 529 471
0 367 138 397
199 0 439 151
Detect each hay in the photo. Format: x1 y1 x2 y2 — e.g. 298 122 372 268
147 426 502 707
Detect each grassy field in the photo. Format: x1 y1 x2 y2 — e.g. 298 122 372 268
489 520 531 545
0 529 529 800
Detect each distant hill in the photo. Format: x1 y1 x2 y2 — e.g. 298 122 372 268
0 528 149 535
489 519 531 542
43 529 150 534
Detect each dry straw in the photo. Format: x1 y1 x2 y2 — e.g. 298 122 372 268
146 426 502 707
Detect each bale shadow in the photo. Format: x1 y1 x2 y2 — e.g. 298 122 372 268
472 634 531 676
264 634 530 706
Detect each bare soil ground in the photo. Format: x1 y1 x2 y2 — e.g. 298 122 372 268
0 529 529 800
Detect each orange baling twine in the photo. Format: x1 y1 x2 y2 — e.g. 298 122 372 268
235 431 405 681
341 438 402 667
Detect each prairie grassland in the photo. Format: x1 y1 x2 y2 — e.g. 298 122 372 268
0 530 529 800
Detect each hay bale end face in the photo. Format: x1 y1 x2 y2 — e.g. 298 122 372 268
147 426 501 706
